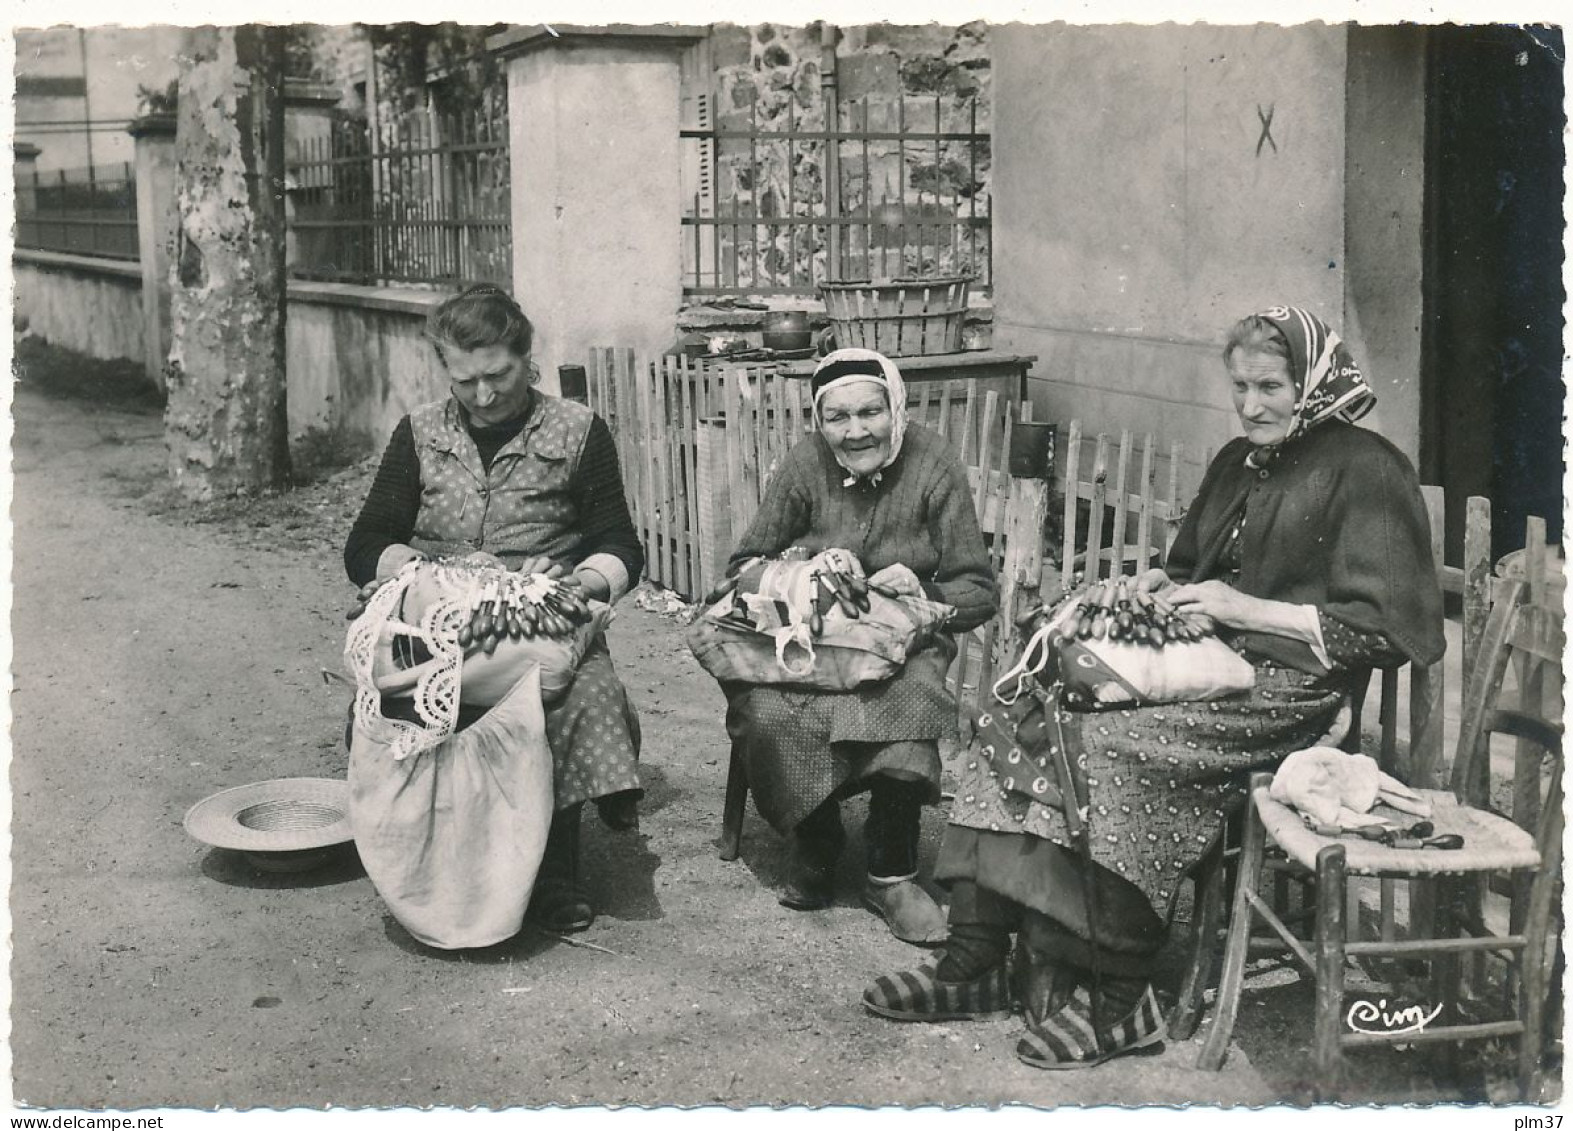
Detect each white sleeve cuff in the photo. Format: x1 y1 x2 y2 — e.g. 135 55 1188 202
1291 604 1332 670
577 553 632 604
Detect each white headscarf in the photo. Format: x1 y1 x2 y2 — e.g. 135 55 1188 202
810 348 909 487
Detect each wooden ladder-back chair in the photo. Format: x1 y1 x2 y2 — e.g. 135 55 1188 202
1195 573 1564 1100
1166 487 1495 1044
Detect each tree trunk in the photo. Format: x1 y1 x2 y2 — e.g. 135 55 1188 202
165 25 290 499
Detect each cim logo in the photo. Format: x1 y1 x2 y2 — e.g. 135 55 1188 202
1345 997 1444 1036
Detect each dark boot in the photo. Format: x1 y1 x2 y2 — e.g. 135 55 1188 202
528 804 594 934
594 789 640 832
936 880 1019 981
863 775 926 878
780 799 844 910
863 776 945 946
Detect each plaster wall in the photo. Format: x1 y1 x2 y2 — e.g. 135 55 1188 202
991 23 1348 459
14 258 146 364
132 128 179 389
508 42 689 391
284 287 446 450
1342 25 1427 464
15 27 184 171
15 256 443 455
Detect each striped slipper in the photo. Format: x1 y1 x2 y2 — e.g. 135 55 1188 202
862 954 1015 1022
1015 984 1167 1070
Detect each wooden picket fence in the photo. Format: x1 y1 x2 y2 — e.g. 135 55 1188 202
1047 424 1216 590
583 346 1557 774
584 345 1217 717
584 349 718 602
585 347 1217 594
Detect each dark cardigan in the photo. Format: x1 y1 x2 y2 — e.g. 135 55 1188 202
1165 421 1446 674
727 424 999 632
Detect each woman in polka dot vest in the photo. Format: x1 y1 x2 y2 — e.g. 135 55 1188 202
864 306 1445 1070
346 284 645 936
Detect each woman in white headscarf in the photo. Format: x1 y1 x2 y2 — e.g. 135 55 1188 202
713 349 998 945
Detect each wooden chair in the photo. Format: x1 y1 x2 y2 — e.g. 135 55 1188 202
1166 487 1483 1041
1195 576 1564 1100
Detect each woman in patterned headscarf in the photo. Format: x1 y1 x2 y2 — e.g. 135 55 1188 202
714 348 998 946
864 307 1445 1070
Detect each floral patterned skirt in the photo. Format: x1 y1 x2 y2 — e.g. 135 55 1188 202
948 661 1346 913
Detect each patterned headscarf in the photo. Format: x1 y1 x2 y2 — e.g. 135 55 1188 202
1243 305 1377 467
811 348 909 487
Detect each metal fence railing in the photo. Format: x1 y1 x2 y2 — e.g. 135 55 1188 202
285 92 511 288
681 92 991 296
14 161 141 261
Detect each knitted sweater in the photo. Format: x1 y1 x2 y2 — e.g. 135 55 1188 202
1165 421 1446 674
728 424 998 632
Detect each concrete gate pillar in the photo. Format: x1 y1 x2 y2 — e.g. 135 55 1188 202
128 113 178 390
14 142 41 215
489 24 705 394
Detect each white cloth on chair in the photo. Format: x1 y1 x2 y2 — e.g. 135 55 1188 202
1269 746 1432 829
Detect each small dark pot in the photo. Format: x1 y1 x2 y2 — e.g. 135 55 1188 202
763 310 813 351
1009 420 1055 479
558 364 588 403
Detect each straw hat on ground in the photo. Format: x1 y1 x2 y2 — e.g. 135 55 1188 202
184 777 353 871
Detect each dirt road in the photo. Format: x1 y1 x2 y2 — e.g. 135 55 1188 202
7 379 1491 1110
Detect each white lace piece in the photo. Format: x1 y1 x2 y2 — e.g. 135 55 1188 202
344 562 477 762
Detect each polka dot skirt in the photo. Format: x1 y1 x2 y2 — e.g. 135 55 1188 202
544 639 642 811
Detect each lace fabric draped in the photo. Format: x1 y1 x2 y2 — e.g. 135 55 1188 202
344 563 476 761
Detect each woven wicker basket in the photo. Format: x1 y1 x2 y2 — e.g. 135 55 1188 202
818 276 971 357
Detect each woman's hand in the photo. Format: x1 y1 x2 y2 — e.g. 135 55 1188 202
867 562 924 598
345 578 389 621
569 568 610 603
809 547 864 579
374 544 426 582
1169 579 1336 653
1166 580 1252 633
513 555 566 579
1134 567 1173 596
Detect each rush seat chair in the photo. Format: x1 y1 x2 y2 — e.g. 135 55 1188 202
1196 577 1563 1100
